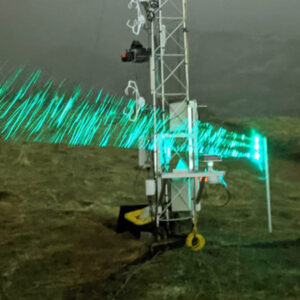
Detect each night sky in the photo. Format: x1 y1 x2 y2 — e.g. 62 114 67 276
0 0 299 117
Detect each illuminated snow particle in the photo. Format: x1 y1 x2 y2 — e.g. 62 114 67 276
254 152 260 160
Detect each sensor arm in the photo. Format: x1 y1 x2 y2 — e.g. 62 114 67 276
123 80 146 122
127 0 147 35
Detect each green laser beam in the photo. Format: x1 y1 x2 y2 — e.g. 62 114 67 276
0 69 264 170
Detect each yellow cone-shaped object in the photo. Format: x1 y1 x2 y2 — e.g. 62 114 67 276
124 207 153 226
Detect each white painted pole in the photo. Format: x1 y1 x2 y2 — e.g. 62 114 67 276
264 137 272 233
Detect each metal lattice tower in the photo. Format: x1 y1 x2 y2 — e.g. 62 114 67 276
125 0 227 240
149 0 201 228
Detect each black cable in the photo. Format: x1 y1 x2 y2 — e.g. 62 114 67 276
196 176 206 204
195 177 232 207
219 186 232 207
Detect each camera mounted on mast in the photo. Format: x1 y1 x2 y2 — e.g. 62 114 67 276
121 40 151 63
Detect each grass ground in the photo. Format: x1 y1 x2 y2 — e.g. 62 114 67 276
0 117 299 299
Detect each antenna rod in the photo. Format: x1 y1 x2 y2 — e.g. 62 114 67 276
264 137 272 233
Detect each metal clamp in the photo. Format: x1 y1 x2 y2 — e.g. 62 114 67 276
123 80 146 122
127 0 147 35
